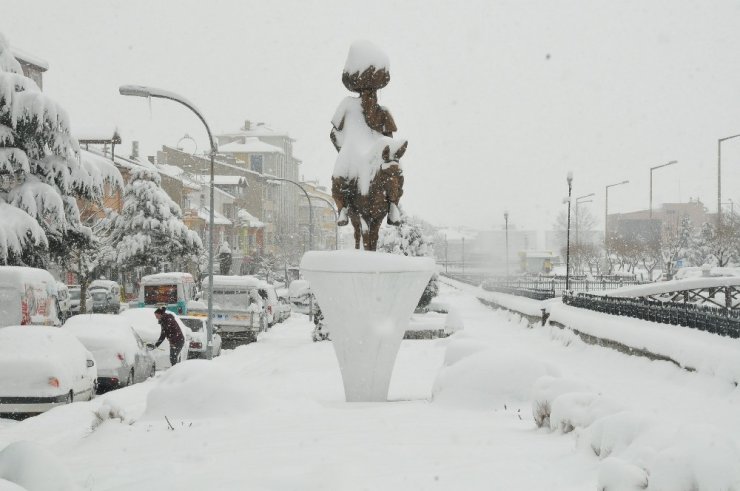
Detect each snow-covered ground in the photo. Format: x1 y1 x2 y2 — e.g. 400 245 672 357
2 281 740 490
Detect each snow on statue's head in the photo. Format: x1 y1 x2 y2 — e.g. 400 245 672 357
342 40 390 93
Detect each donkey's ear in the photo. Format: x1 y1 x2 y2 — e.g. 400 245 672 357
394 141 408 160
382 145 391 162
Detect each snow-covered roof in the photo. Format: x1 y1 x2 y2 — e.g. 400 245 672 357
198 207 232 225
198 175 248 186
217 124 291 139
155 164 201 190
237 209 264 228
218 137 284 155
141 272 194 284
11 47 49 71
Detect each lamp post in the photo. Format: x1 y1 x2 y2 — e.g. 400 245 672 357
444 234 448 274
575 193 595 247
309 193 339 250
718 134 740 224
649 160 677 218
266 177 313 251
119 85 217 360
565 172 573 291
503 211 509 279
604 180 629 267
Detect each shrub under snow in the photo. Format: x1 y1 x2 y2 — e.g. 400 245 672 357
531 375 590 428
597 457 648 491
432 347 559 409
549 391 624 433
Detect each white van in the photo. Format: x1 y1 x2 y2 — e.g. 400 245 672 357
0 266 61 327
138 272 197 315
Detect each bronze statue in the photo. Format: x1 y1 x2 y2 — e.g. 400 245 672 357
330 41 407 251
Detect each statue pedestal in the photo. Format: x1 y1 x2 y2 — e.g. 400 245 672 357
300 251 434 402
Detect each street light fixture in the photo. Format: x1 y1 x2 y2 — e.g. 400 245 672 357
266 177 313 251
649 160 677 218
605 180 629 272
718 134 740 224
119 84 217 360
565 172 573 292
503 211 509 279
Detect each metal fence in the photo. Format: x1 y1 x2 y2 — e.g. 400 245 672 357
563 292 740 338
481 277 643 295
483 285 556 301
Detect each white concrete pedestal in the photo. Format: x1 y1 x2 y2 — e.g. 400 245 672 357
300 250 434 402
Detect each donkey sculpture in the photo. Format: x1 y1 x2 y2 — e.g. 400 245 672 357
330 41 407 251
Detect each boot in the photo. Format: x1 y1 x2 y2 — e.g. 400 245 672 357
387 203 401 225
337 208 349 226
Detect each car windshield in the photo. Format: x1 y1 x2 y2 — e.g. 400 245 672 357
144 284 178 305
69 290 80 300
90 291 107 301
180 318 203 332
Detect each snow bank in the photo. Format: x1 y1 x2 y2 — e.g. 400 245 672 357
433 348 559 409
0 440 76 491
585 411 655 459
548 302 740 384
142 360 267 420
596 457 648 491
441 337 489 366
444 307 464 334
476 289 546 317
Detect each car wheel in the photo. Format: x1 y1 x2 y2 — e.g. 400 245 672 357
126 369 134 386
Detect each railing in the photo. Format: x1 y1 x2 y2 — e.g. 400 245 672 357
481 277 643 295
483 285 556 301
563 292 740 339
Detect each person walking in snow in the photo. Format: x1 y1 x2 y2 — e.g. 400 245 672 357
149 306 185 366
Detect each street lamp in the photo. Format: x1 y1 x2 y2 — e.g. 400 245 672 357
503 211 509 279
649 160 677 218
718 134 740 224
605 180 629 272
266 177 313 251
575 193 594 247
565 172 573 291
309 193 339 250
120 84 217 360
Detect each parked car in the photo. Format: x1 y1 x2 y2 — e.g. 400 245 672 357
289 279 313 314
87 279 121 313
259 283 280 327
275 288 292 323
137 272 197 315
0 326 96 417
119 308 192 369
0 266 61 327
179 315 223 359
64 314 156 391
56 282 71 322
68 285 81 315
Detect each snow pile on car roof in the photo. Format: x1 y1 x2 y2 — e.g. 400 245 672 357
64 314 140 367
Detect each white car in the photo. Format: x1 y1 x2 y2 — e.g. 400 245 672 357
119 308 192 370
179 316 223 359
275 288 292 323
0 326 96 416
64 314 157 391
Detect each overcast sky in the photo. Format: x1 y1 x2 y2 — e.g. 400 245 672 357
4 0 740 232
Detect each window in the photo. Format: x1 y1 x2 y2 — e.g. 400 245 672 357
144 285 178 305
250 154 264 173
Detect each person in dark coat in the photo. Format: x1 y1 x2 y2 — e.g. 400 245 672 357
150 306 185 366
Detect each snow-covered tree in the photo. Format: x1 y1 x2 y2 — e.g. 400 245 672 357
377 211 438 310
692 213 740 267
111 166 202 270
661 215 694 278
0 34 121 265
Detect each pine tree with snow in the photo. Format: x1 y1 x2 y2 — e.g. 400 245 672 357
377 210 439 310
0 34 121 265
111 166 202 270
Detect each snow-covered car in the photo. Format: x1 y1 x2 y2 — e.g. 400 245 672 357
68 285 81 315
86 281 121 314
259 284 280 327
64 314 156 390
288 279 313 314
119 308 192 369
56 282 71 322
0 326 96 416
275 288 292 323
179 316 223 359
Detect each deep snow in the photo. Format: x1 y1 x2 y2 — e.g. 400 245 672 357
1 280 740 490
